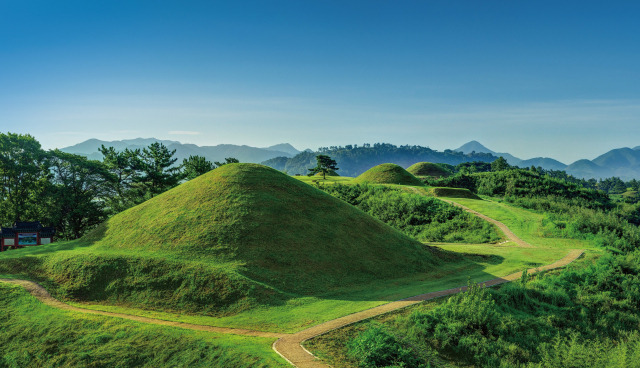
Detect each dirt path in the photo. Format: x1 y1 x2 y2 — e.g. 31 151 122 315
440 199 533 247
271 249 583 368
0 278 286 339
0 198 583 368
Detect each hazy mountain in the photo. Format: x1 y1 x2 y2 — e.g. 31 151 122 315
565 159 611 180
592 148 640 168
454 141 567 170
519 158 567 171
262 143 496 177
61 138 298 164
455 140 496 155
264 143 300 156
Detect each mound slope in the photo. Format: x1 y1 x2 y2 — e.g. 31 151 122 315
407 162 451 178
353 163 424 186
86 163 441 293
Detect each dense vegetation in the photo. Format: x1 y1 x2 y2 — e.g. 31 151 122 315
0 132 222 240
310 169 640 368
427 160 640 200
322 184 499 243
262 143 496 176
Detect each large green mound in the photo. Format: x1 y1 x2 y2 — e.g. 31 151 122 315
353 163 424 186
407 162 451 178
85 163 440 293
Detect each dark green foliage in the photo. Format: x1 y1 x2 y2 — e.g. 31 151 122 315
45 150 112 240
491 156 512 172
214 157 240 167
308 155 339 179
134 142 181 198
473 169 610 206
182 155 215 180
0 132 49 224
348 323 424 368
323 184 499 243
455 161 492 174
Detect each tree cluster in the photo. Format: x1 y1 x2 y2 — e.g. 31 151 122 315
0 132 231 240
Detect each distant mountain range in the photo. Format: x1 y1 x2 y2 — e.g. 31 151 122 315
454 141 568 171
455 140 640 180
60 138 301 164
61 138 640 180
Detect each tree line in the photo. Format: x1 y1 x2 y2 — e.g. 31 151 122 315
0 133 232 240
429 157 640 201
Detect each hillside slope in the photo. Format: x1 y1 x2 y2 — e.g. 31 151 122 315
85 163 441 292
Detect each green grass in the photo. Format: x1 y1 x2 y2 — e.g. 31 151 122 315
406 162 451 178
293 175 355 186
0 164 449 326
13 241 568 333
0 178 594 337
441 196 597 251
353 163 424 186
430 187 480 199
0 283 286 368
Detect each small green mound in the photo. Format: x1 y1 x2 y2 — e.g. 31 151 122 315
407 162 451 178
431 187 481 199
353 163 423 186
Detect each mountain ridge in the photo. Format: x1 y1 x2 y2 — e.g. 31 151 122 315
61 138 300 164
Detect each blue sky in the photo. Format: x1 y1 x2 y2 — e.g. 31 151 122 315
1 1 639 163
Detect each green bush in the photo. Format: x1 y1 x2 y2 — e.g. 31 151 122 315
323 184 500 243
347 323 424 368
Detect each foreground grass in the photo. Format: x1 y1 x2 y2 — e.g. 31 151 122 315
0 283 286 368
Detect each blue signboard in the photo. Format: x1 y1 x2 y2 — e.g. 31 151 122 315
18 233 37 245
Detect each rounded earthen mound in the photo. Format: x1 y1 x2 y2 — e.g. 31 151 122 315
407 162 451 178
353 163 423 186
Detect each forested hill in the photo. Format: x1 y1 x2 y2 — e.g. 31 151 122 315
262 143 497 176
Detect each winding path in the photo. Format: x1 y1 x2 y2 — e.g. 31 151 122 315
440 199 533 247
0 198 584 368
0 278 285 339
271 249 583 367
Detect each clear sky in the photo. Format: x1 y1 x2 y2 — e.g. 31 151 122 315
1 0 639 163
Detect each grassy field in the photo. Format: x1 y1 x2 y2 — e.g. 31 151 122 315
0 183 587 333
0 177 595 366
293 175 355 186
0 282 286 368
